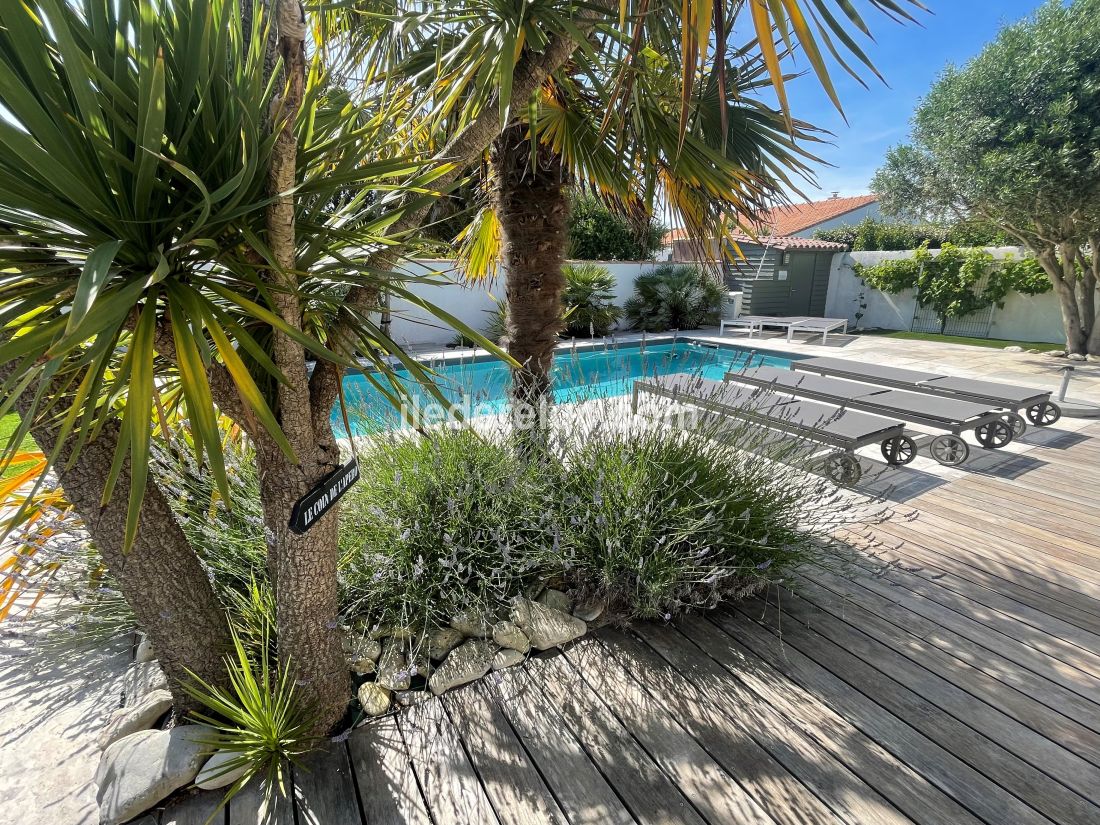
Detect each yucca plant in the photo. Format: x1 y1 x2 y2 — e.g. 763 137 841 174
184 621 318 812
0 0 506 726
562 263 621 338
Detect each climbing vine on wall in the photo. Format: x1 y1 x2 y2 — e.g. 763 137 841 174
852 243 1050 329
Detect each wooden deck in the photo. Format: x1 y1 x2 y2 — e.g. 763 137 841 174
163 420 1100 825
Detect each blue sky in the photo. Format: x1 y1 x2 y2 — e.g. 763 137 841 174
763 1 1042 199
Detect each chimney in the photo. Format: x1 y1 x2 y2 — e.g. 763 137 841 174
830 191 839 199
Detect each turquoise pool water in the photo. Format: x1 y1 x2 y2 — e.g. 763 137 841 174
335 341 795 433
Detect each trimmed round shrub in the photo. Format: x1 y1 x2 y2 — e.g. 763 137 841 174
555 415 827 619
338 428 559 634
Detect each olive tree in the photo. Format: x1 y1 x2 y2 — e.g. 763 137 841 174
872 0 1100 355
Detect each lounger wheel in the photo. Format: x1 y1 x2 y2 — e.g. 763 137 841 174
823 452 862 485
975 420 1013 449
880 435 918 466
930 434 970 466
1001 412 1027 438
1026 401 1061 426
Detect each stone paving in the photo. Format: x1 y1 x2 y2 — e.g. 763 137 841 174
688 328 1100 404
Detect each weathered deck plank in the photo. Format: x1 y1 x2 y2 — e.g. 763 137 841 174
560 636 782 825
799 565 1100 749
488 660 635 825
442 680 568 825
398 696 499 823
526 651 710 825
767 584 1100 810
347 717 432 825
218 420 1100 825
604 625 910 825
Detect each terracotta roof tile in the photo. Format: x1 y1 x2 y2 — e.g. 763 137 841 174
762 194 877 236
730 233 848 252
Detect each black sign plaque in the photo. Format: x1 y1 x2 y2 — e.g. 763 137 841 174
289 458 360 534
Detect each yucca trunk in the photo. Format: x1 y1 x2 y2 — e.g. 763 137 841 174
259 0 349 733
254 439 348 733
2 368 231 713
491 124 570 430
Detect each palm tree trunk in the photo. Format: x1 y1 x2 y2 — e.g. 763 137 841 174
491 124 570 432
2 367 231 713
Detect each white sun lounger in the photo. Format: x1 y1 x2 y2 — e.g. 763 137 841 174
632 373 911 484
719 315 849 344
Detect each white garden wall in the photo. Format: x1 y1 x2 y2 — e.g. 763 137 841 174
383 259 674 346
824 248 1067 344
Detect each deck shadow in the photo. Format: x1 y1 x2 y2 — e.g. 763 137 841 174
1016 428 1090 450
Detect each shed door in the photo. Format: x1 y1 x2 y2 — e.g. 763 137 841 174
784 253 815 315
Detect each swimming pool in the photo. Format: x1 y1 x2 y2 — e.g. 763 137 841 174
335 341 796 433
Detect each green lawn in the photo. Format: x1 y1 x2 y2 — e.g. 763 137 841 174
0 414 41 481
857 330 1065 353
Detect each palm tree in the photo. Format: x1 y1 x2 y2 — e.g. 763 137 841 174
328 0 928 425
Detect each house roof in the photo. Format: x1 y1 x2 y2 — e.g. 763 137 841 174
731 234 848 252
762 194 877 236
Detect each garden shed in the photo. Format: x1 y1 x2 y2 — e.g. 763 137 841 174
728 235 846 317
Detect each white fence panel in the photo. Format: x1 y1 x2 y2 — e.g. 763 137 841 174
382 259 672 346
824 248 1065 345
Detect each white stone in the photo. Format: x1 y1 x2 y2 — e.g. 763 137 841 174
537 588 573 614
344 635 381 660
427 627 465 660
134 636 155 664
349 657 376 676
357 682 392 717
98 689 173 749
122 661 168 705
428 640 495 695
375 641 410 691
1002 345 1024 353
195 749 248 791
450 611 492 638
510 597 587 651
573 598 606 623
395 690 432 707
364 624 413 642
347 635 381 674
491 620 530 653
96 725 214 825
406 648 432 679
1068 352 1087 361
492 649 525 670
1044 350 1067 358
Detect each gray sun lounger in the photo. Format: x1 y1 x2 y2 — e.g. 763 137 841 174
720 315 849 344
724 365 1015 467
632 373 909 484
792 356 1060 431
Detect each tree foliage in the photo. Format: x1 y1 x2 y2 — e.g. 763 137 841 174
567 196 665 261
813 217 1010 251
870 0 1100 352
